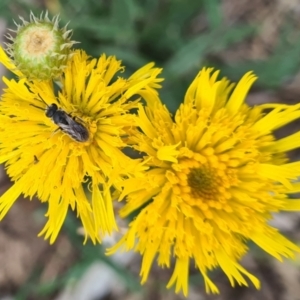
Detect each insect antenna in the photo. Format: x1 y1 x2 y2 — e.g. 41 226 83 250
30 103 44 110
30 93 49 110
37 93 49 106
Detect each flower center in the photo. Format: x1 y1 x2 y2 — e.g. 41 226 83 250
22 26 55 58
166 154 240 218
187 167 217 199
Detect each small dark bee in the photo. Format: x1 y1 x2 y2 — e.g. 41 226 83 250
31 95 89 142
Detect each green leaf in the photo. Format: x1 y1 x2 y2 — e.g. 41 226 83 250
111 0 137 45
220 30 300 89
71 17 120 40
164 25 256 78
98 45 150 68
203 0 222 30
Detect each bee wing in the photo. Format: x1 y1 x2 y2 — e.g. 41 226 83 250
58 115 89 142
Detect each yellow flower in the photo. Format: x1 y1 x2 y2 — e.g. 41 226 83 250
0 48 162 244
108 68 300 295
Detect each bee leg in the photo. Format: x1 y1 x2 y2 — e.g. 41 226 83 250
68 112 85 123
73 115 85 123
49 127 63 138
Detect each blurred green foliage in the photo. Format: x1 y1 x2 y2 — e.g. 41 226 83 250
1 0 300 298
3 0 300 113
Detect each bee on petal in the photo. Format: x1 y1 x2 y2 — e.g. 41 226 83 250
31 95 89 142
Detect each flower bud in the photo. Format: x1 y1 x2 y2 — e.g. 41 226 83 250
5 11 78 80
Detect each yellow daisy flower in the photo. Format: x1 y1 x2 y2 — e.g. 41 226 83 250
0 48 162 244
108 68 300 295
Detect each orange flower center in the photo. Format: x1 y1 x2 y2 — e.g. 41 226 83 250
167 154 241 218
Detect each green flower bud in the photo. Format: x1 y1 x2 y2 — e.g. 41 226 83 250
5 11 78 80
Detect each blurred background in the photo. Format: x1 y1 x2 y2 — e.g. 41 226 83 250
1 0 300 299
